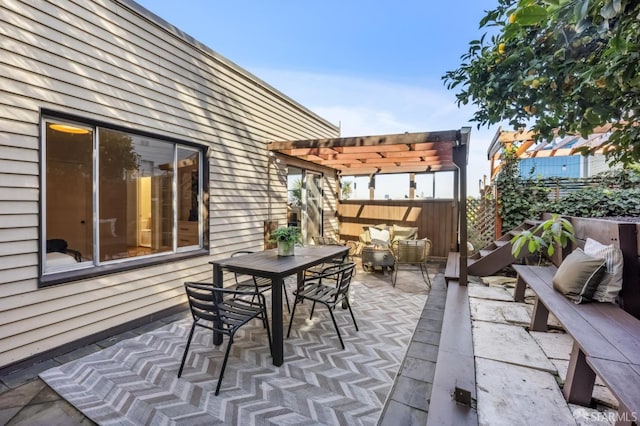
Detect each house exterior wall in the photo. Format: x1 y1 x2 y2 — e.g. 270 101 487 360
587 153 621 176
0 0 338 369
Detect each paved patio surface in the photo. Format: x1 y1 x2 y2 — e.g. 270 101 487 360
471 275 619 426
0 263 624 425
0 260 429 425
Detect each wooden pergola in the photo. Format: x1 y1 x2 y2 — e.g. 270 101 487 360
268 128 471 285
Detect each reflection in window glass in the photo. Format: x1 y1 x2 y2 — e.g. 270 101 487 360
287 167 302 228
45 123 94 270
98 130 174 261
43 117 204 276
305 172 322 245
177 147 200 248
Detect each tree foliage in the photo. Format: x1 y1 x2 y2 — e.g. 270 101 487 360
541 166 640 216
498 154 640 228
495 146 550 231
341 180 353 200
290 178 303 206
443 0 640 166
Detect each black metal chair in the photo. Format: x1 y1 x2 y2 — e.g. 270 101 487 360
287 262 357 349
230 250 290 313
305 237 350 278
178 282 272 395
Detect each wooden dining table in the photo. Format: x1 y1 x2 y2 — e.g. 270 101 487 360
209 244 350 366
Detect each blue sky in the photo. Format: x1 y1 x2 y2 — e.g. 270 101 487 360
135 0 502 197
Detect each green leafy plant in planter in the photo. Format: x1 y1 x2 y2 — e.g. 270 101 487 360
270 226 302 256
511 214 575 264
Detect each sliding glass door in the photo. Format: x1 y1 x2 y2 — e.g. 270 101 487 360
287 168 323 245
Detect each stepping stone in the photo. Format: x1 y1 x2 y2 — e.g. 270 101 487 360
549 359 606 387
473 321 556 373
476 358 575 426
529 331 573 360
469 299 532 326
468 285 514 302
505 286 537 300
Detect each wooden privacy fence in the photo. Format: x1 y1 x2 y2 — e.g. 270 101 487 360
337 199 457 259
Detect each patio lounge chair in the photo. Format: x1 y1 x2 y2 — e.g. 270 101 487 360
287 262 358 349
391 238 432 288
178 282 272 395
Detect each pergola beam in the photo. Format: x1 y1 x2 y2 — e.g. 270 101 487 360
268 131 460 175
268 130 459 150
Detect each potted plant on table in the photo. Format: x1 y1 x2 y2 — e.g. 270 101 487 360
271 226 302 256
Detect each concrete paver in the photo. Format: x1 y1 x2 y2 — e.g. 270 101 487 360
471 274 620 426
468 283 514 301
470 298 533 326
476 357 576 426
473 320 557 373
529 330 574 360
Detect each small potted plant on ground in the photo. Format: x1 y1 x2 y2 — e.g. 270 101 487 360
271 226 302 256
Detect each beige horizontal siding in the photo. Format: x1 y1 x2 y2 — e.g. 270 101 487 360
0 132 39 151
0 0 339 368
0 228 38 243
0 187 39 201
0 240 35 257
1 2 333 143
0 258 210 366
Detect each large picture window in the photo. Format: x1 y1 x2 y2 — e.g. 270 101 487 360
43 117 204 276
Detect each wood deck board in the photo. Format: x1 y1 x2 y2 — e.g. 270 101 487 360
444 252 460 283
587 357 640 415
426 281 477 426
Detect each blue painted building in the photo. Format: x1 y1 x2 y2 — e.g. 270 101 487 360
519 155 583 179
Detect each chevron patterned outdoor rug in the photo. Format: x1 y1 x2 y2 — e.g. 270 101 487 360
40 275 428 425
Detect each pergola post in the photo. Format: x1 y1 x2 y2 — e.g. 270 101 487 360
409 173 416 199
368 174 375 200
453 168 459 250
454 127 471 286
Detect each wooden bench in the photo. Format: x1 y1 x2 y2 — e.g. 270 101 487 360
444 252 460 285
513 264 640 425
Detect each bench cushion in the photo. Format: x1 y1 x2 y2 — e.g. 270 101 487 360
584 238 624 303
392 224 418 242
552 248 606 303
